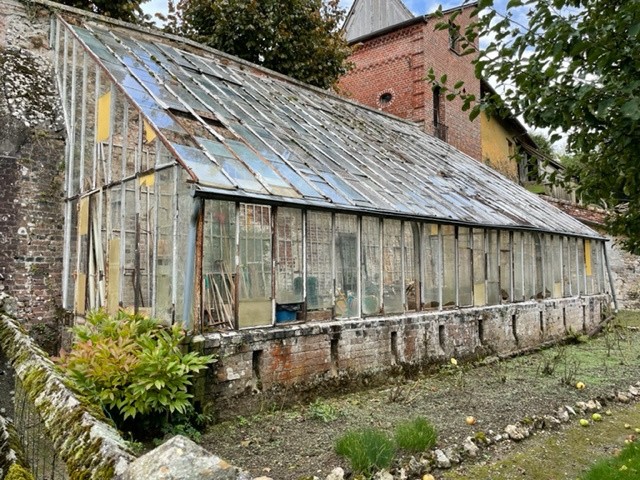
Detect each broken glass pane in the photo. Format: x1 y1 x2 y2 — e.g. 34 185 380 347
404 222 420 312
203 199 236 329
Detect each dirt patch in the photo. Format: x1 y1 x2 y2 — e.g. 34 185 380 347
201 311 640 479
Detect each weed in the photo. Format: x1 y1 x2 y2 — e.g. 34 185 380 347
394 416 438 453
581 441 640 480
335 428 395 476
236 415 251 426
387 381 421 404
439 357 466 388
308 399 339 423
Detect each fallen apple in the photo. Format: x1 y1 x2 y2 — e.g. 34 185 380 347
579 419 590 427
422 475 436 480
625 424 632 429
466 416 477 425
605 410 613 416
592 413 602 422
576 381 586 390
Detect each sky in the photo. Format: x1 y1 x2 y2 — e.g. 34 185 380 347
144 0 478 22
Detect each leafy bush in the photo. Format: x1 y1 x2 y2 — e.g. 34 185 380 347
59 310 213 426
5 464 35 480
335 428 395 475
582 441 640 480
394 416 438 453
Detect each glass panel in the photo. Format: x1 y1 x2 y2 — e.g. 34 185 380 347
577 238 586 295
106 184 123 314
552 235 563 298
306 211 333 316
423 223 440 309
594 241 605 294
543 235 554 298
108 83 123 183
84 56 100 189
174 170 192 323
442 225 456 307
361 217 381 316
275 208 303 322
570 237 579 295
121 180 136 308
487 230 500 305
499 231 511 302
522 233 534 300
562 237 571 296
383 219 403 314
584 239 593 295
125 106 140 178
512 231 524 302
64 199 78 310
534 233 545 298
404 222 420 311
458 227 472 307
203 199 236 329
155 168 175 324
335 214 358 318
238 203 272 328
138 176 154 310
473 228 486 306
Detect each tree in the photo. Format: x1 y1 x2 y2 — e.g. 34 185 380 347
58 0 149 23
171 0 352 89
432 0 640 253
529 132 556 161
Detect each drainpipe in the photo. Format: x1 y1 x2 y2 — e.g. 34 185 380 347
602 241 619 312
182 195 203 331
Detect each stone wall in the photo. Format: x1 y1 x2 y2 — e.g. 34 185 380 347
607 238 640 310
0 0 66 351
201 295 608 417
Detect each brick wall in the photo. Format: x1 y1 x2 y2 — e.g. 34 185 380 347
339 7 482 161
0 1 66 352
200 295 608 417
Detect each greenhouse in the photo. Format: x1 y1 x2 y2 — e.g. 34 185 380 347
55 14 611 336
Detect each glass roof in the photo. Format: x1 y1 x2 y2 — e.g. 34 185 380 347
67 20 602 239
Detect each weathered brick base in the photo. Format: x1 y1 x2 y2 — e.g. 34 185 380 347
199 295 609 416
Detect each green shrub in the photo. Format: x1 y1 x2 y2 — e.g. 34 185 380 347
59 310 213 426
582 441 640 480
335 428 395 475
394 416 438 453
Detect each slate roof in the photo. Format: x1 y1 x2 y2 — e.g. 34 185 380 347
65 17 602 239
343 0 414 42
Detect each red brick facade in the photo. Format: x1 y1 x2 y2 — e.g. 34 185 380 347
339 7 482 161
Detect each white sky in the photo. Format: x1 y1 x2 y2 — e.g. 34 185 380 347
143 0 487 21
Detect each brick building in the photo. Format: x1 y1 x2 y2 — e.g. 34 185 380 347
339 0 573 200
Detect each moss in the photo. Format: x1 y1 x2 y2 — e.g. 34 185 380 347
4 464 35 480
0 300 134 479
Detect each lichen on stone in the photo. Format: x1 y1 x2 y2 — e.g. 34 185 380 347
0 293 135 479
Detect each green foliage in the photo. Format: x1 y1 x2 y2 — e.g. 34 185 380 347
581 441 640 479
431 0 640 253
308 398 340 423
335 428 395 476
394 416 438 453
60 310 213 426
169 0 352 89
4 464 35 480
57 0 150 23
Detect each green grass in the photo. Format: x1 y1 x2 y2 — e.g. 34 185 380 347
394 416 438 453
582 441 640 479
444 403 640 480
335 428 395 475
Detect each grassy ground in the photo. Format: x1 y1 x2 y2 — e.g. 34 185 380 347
445 403 640 479
201 310 640 479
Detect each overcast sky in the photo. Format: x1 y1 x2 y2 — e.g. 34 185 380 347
144 0 476 21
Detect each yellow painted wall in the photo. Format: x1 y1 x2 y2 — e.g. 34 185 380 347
480 114 519 182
